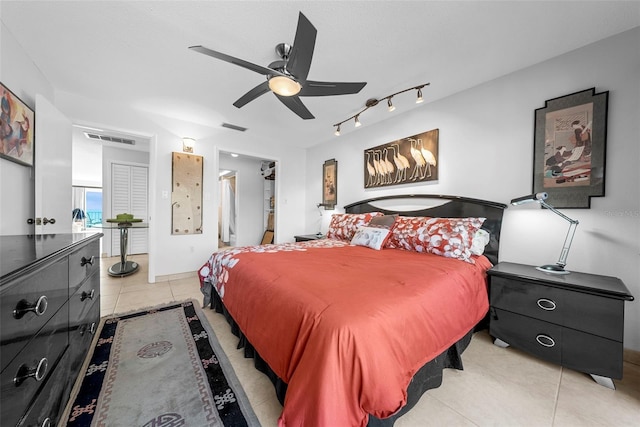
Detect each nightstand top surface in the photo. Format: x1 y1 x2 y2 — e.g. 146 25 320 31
489 262 634 301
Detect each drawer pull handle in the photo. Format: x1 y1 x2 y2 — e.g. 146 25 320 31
14 357 48 386
13 295 49 319
41 418 51 427
81 256 95 267
90 322 97 335
537 298 556 311
81 289 96 301
536 334 556 348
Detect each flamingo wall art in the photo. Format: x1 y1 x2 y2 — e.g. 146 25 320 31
364 129 439 189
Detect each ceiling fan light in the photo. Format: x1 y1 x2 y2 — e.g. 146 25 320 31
268 76 302 96
416 88 424 103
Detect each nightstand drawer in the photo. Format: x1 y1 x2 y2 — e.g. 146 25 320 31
490 308 623 378
490 276 624 341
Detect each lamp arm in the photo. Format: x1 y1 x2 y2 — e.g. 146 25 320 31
539 200 579 268
539 201 579 225
557 220 578 268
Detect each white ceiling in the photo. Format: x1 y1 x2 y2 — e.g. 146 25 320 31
2 1 639 149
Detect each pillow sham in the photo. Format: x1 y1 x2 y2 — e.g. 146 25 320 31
384 216 431 250
326 212 383 242
422 217 487 263
350 226 391 250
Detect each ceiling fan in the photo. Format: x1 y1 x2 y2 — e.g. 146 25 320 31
189 12 367 120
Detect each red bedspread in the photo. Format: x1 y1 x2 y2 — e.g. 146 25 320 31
198 240 491 427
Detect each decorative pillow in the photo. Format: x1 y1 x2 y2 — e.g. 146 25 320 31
368 214 398 230
350 226 391 250
326 212 383 242
471 229 491 255
422 217 487 263
384 216 431 250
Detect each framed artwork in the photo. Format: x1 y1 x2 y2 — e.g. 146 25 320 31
322 159 337 210
1 82 35 167
533 88 608 208
364 128 438 189
171 152 203 234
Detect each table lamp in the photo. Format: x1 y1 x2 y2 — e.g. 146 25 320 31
510 192 579 275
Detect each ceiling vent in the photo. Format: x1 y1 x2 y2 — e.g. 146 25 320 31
221 122 247 132
84 132 136 145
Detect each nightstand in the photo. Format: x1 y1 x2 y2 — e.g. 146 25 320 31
487 262 634 389
294 234 324 242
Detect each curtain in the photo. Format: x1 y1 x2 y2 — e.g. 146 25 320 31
220 178 236 243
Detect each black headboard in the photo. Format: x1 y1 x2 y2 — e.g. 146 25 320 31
344 194 507 266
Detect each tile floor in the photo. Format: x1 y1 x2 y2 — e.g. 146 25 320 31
100 255 640 426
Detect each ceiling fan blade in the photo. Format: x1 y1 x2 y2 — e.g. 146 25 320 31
286 12 317 82
275 94 315 120
189 45 286 77
233 81 271 108
299 81 367 96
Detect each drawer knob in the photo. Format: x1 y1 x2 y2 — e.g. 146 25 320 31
535 334 556 348
13 295 48 319
81 289 96 301
81 255 95 267
536 298 557 311
14 357 48 386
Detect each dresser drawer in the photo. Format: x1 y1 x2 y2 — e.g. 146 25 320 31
69 299 100 381
490 276 623 341
490 308 623 379
1 258 69 372
0 304 69 427
17 349 71 427
69 240 100 294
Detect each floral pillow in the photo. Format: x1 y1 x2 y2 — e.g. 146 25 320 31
350 226 392 250
326 212 383 242
422 217 487 263
384 216 431 250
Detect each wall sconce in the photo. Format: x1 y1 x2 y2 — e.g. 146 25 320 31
182 137 195 153
332 83 429 135
510 192 579 274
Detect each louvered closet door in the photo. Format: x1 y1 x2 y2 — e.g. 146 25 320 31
111 163 149 256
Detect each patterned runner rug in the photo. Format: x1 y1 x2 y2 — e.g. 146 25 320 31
62 300 260 426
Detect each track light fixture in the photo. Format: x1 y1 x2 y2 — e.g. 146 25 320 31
332 83 429 135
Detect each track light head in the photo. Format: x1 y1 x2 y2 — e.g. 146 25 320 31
387 97 395 112
334 125 341 136
416 88 424 103
354 115 362 127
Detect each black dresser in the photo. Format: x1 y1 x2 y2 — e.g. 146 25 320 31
1 233 102 426
488 262 634 389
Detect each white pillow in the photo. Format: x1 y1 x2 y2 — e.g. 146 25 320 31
350 226 391 250
470 229 491 255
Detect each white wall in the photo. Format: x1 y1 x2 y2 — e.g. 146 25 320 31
305 27 640 351
0 21 54 235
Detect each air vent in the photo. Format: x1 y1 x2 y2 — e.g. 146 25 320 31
84 132 136 145
221 122 247 132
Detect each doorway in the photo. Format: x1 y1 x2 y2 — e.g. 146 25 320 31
218 169 237 249
218 151 277 247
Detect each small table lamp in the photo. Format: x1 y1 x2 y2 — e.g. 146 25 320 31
510 192 579 275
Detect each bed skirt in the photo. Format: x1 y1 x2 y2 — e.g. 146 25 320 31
207 289 479 427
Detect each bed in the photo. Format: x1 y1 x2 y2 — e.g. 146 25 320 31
198 194 507 427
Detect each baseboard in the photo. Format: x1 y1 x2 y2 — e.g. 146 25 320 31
624 347 640 366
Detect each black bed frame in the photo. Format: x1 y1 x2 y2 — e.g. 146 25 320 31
344 194 507 266
210 194 507 427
